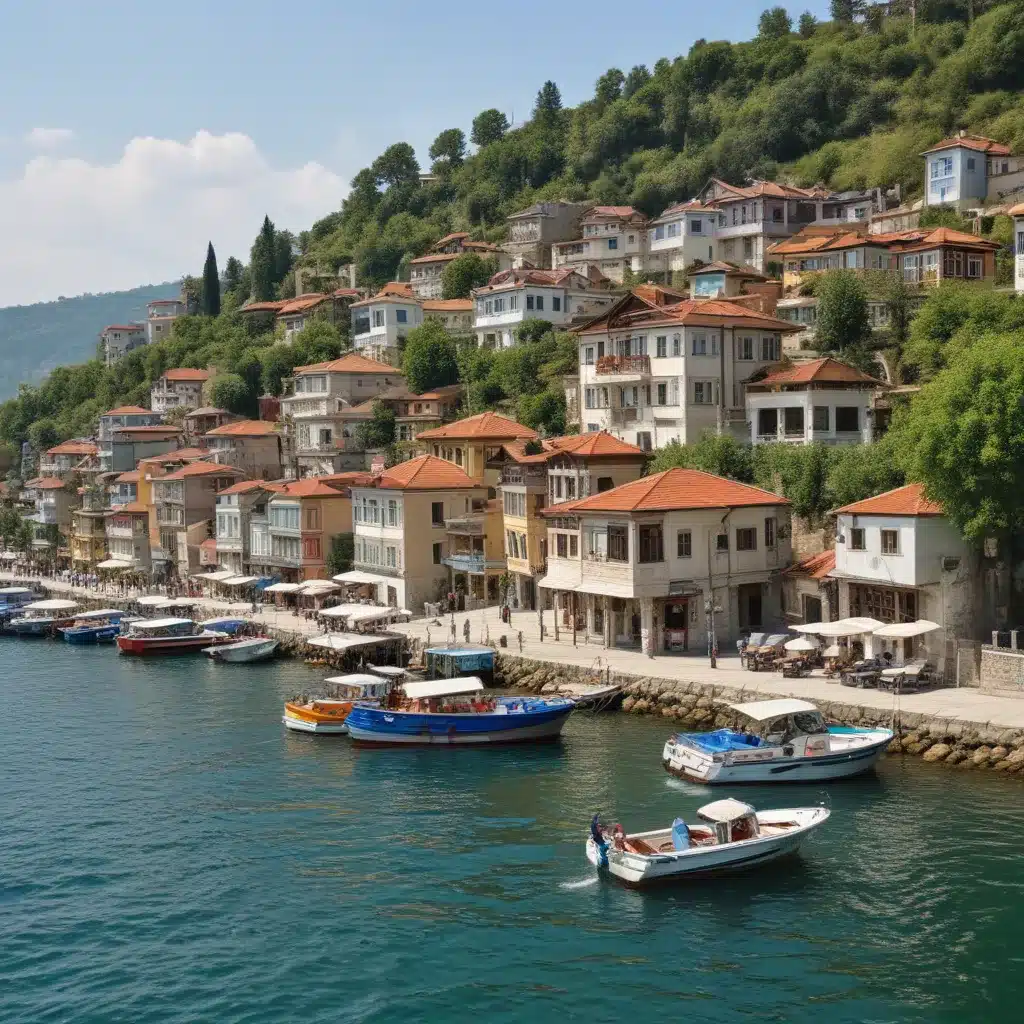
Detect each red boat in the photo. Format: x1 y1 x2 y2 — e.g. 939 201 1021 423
116 617 233 656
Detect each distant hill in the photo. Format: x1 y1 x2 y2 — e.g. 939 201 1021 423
0 282 181 399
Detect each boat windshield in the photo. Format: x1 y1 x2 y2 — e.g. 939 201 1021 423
792 711 828 735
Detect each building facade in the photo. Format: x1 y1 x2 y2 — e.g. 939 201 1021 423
504 201 589 269
100 325 147 366
923 133 1017 209
214 481 281 574
150 368 211 413
350 292 422 365
104 501 152 574
646 200 718 280
552 206 648 284
146 299 188 345
203 420 283 480
408 233 509 299
265 478 353 582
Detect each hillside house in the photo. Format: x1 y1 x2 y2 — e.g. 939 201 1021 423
150 368 211 413
504 201 590 269
100 325 147 366
552 206 648 284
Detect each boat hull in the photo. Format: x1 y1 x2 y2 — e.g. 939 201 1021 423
205 638 279 662
7 618 56 636
117 634 230 656
586 808 829 886
282 707 353 735
662 728 892 784
345 700 574 747
61 625 121 644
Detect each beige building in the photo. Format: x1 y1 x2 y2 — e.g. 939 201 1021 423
203 420 284 480
422 298 474 334
540 468 792 654
552 206 649 284
104 501 152 574
416 410 537 488
409 232 510 299
39 440 99 480
280 353 406 477
100 324 147 366
265 478 355 582
350 454 494 611
150 368 211 413
214 480 284 574
504 201 590 269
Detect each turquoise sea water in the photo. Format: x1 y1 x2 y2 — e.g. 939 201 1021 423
2 641 1023 1023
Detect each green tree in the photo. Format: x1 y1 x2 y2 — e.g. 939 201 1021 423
830 0 864 22
758 7 792 38
402 320 460 393
471 109 509 147
441 253 497 299
27 418 60 454
325 533 354 576
798 11 817 36
649 434 755 481
890 333 1024 542
180 275 202 312
208 373 251 414
224 256 244 295
623 65 651 98
371 142 420 189
814 270 869 354
250 215 277 301
533 81 563 125
429 128 467 170
824 441 904 510
201 242 221 317
356 400 397 449
595 68 625 109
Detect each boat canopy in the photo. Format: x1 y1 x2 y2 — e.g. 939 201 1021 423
698 799 756 824
23 599 78 612
333 570 382 585
403 676 485 699
729 698 819 721
0 586 33 595
872 619 941 638
136 595 170 606
72 608 124 620
366 665 406 678
157 597 198 609
306 632 393 651
131 617 194 630
263 582 301 593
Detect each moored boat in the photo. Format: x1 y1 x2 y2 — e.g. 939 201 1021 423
283 673 395 735
662 698 892 784
344 677 574 747
116 617 232 656
7 598 79 637
198 617 249 636
204 636 279 662
60 608 128 644
586 799 830 887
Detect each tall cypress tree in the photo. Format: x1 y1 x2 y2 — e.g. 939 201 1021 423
201 242 221 317
249 215 276 301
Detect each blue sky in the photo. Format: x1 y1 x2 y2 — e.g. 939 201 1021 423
0 0 830 306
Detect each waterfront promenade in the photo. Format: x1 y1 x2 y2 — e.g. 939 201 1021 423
6 571 1024 729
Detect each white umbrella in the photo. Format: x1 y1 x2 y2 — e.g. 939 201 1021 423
792 621 826 634
815 617 885 637
822 644 842 658
784 636 818 652
872 620 941 638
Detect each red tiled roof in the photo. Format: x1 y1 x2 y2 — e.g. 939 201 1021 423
161 448 209 461
114 425 182 435
753 357 885 388
551 468 788 514
102 324 145 332
278 293 330 316
240 300 288 314
836 483 942 517
786 550 836 580
101 405 151 416
1009 202 1024 217
656 199 718 219
205 419 279 437
711 178 822 201
409 252 460 265
691 260 769 279
922 134 1011 156
158 463 244 481
216 480 274 496
45 441 98 456
379 281 414 297
504 432 645 464
292 353 400 375
583 205 641 219
417 411 537 442
422 299 473 312
162 368 211 382
376 454 478 490
893 226 1000 254
435 232 470 246
277 478 350 498
660 299 798 332
114 471 141 483
32 477 67 490
319 471 376 487
630 284 689 306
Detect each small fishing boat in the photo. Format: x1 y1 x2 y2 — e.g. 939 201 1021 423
662 698 892 784
344 677 575 747
586 799 830 887
552 680 622 710
204 636 279 662
198 617 249 636
7 598 79 636
283 673 395 735
116 617 232 656
59 608 128 644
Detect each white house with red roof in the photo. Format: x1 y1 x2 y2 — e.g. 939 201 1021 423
922 132 1019 209
552 206 648 283
408 233 510 299
349 286 422 365
832 483 974 676
150 368 211 413
472 266 614 349
539 467 792 654
646 200 719 278
575 288 801 451
744 357 886 446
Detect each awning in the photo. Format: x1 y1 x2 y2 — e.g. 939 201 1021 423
729 698 819 721
403 677 484 699
346 607 395 625
305 632 396 651
297 580 340 594
222 575 258 586
333 570 383 585
0 551 19 560
135 595 169 606
96 558 132 570
194 569 236 582
23 598 78 612
872 619 941 638
318 603 369 620
536 575 634 599
784 636 818 652
791 621 827 634
263 582 301 593
813 617 885 637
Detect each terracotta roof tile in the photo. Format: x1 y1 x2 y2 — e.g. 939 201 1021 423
408 252 460 265
753 357 885 388
204 419 279 437
319 471 377 487
114 471 141 483
422 298 473 312
162 368 211 382
277 293 330 316
101 405 151 416
277 478 350 498
240 300 288 313
292 353 401 375
503 432 646 464
32 477 67 490
110 501 149 514
417 411 537 442
551 468 788 514
375 454 479 491
102 324 145 333
690 260 768 278
786 550 836 580
216 480 275 496
583 205 641 219
46 441 98 456
922 134 1011 156
836 483 942 517
158 463 244 481
113 425 182 434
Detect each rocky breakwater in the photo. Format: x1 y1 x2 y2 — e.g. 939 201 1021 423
495 654 1024 776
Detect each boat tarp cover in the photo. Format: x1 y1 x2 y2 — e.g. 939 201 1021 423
728 698 818 721
23 599 78 612
698 799 756 823
403 677 485 699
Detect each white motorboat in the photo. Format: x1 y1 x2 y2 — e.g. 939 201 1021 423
586 799 830 886
204 636 279 663
283 674 395 735
662 698 892 784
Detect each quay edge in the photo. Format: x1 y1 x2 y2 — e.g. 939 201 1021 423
495 654 1024 776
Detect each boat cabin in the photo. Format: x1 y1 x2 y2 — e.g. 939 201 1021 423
71 608 125 623
697 799 761 844
0 586 35 609
424 646 495 683
18 598 79 619
397 676 489 713
126 617 197 637
730 698 829 756
323 673 395 701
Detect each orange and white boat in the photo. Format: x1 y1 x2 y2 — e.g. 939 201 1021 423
283 674 395 735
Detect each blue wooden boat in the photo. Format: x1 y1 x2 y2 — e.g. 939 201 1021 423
345 677 575 747
198 617 249 636
59 610 128 644
7 598 80 636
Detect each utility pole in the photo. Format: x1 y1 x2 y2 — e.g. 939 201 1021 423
706 531 717 668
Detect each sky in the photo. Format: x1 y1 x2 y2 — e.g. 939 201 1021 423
0 0 831 308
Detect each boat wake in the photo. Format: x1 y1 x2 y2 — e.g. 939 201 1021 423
664 776 710 796
559 875 599 890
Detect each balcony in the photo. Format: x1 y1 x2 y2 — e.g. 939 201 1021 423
610 406 639 425
445 512 486 536
595 355 651 379
443 553 506 574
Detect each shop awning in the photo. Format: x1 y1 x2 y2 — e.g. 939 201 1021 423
812 617 885 637
263 582 301 593
537 575 634 599
96 558 132 570
872 619 941 638
221 575 258 586
318 603 369 620
332 570 383 585
0 551 20 560
194 569 237 582
297 580 340 594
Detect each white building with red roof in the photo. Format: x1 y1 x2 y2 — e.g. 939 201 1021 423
349 287 423 365
539 467 792 654
150 367 212 413
744 357 887 447
922 132 1018 209
552 206 649 283
646 200 719 278
471 266 614 349
575 288 801 451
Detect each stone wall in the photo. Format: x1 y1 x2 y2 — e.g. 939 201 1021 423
979 646 1024 696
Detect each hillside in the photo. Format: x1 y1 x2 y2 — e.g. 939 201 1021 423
0 282 180 400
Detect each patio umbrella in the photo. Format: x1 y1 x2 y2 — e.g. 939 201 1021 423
872 620 941 638
784 636 818 652
792 621 826 634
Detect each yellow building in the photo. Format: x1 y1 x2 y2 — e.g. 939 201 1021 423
417 411 537 487
70 490 108 569
490 432 647 609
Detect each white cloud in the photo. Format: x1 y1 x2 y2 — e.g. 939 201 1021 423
25 127 76 149
0 130 349 306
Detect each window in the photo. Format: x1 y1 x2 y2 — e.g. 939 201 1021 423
692 334 707 356
657 382 667 405
638 525 663 563
757 408 778 437
654 225 665 240
431 501 444 526
672 333 681 357
693 381 715 405
585 346 594 365
509 294 518 311
931 157 953 179
387 499 399 527
761 336 779 361
607 238 618 250
508 531 520 558
849 527 866 551
677 530 692 558
373 310 385 328
597 477 613 492
738 336 754 360
764 517 776 548
966 156 976 170
784 407 804 436
608 525 629 562
689 218 702 234
552 296 561 311
813 406 830 432
597 341 605 358
536 296 544 311
433 542 442 564
716 533 729 552
967 255 983 279
1017 231 1024 257
303 507 320 530
569 534 578 557
556 533 568 558
566 477 576 500
385 545 397 568
656 336 667 358
881 529 900 555
526 295 534 310
396 309 407 324
585 387 595 409
835 406 859 432
736 527 757 551
637 431 652 451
